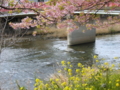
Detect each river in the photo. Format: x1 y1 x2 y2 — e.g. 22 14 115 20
0 34 120 90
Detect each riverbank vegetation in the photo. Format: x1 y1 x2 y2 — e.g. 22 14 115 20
96 23 120 35
19 56 120 90
31 22 120 38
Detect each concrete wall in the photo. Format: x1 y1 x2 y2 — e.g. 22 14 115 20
67 23 96 45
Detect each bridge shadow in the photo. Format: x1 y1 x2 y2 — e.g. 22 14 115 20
67 42 96 67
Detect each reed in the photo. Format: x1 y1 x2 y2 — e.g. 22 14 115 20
33 22 120 38
96 23 120 35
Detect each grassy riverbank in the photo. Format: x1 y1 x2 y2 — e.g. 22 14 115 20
30 23 120 38
96 23 120 35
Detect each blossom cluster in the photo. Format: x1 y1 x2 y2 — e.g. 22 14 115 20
0 0 120 33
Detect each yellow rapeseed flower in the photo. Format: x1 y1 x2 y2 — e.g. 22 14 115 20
109 81 111 84
64 68 67 71
63 86 69 90
74 81 78 84
91 69 95 72
69 87 72 90
58 70 61 73
45 84 49 87
82 84 87 87
67 61 71 65
68 69 72 73
114 57 119 59
61 82 67 86
104 62 109 65
70 65 73 67
38 85 43 89
55 79 59 82
116 79 119 82
75 77 80 81
48 88 52 90
75 84 80 88
20 87 24 90
85 88 89 90
81 65 84 68
111 64 115 67
102 58 105 60
54 85 58 88
68 72 72 76
89 88 93 90
78 63 82 67
76 69 80 73
52 81 55 84
50 78 53 81
61 61 66 65
35 78 40 83
94 55 98 59
70 85 73 87
69 76 74 80
34 83 38 87
89 76 92 79
116 83 119 87
34 88 38 90
96 60 99 62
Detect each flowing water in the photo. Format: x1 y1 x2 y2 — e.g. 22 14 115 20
0 34 120 90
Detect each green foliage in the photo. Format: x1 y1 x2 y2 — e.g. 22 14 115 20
16 81 27 90
109 27 115 33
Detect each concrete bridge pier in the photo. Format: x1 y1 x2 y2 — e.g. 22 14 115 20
67 22 96 45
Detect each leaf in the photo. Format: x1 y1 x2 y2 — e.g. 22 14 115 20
36 25 40 28
59 6 64 10
8 10 13 14
82 30 85 33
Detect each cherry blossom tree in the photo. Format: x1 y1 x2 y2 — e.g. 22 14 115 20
0 0 120 32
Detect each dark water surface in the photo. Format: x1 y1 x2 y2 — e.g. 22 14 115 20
0 34 120 90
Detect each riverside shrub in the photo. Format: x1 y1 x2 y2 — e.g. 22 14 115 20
20 57 120 90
